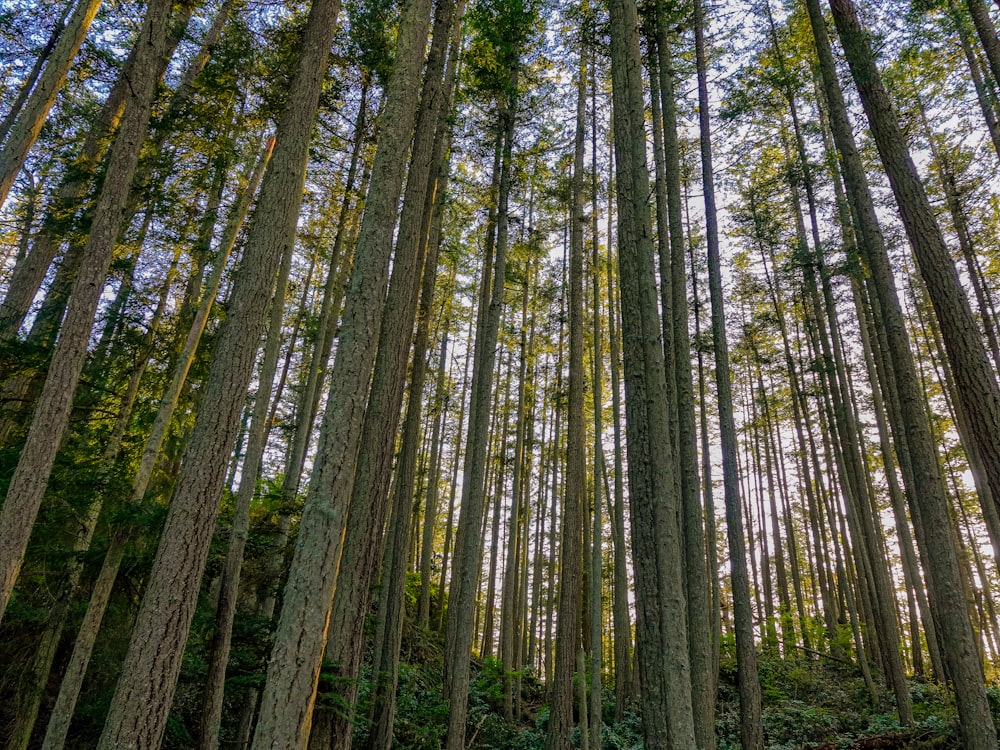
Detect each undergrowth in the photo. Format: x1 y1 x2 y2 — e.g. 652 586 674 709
361 617 1000 749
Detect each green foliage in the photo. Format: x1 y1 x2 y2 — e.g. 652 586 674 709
390 662 448 749
715 655 967 750
602 710 643 750
345 0 399 82
465 0 538 106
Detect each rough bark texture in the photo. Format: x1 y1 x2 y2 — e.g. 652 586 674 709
608 0 697 744
817 1 998 746
967 0 1000 91
0 2 71 145
546 39 586 750
443 87 517 750
35 133 270 750
0 4 195 339
0 0 103 209
365 122 454 748
197 141 291 750
93 0 340 741
652 14 715 745
313 2 455 744
248 0 433 743
0 0 174 619
695 0 764 746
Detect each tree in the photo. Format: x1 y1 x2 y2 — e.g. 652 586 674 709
545 26 586 750
0 0 103 209
814 1 998 745
248 0 435 740
0 0 175 619
607 0 697 742
91 0 344 741
695 0 763 746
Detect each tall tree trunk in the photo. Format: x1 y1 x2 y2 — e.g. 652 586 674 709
694 0 763 746
686 178 722 681
248 0 433 742
813 1 998 745
364 113 456 748
13 134 269 750
443 71 519 749
196 175 298 750
418 318 452 628
966 0 1000 92
605 171 634 717
93 0 342 741
587 58 604 750
38 134 272 750
0 4 196 340
607 0 696 743
923 123 1000 372
830 0 1000 561
0 0 175 619
501 254 532 720
650 16 714 741
948 0 1000 159
0 2 73 145
312 2 456 743
437 313 474 633
0 0 103 209
546 37 587 750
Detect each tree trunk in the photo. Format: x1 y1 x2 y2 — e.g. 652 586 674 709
694 0 763 746
0 4 195 340
587 60 604 750
0 0 175 619
93 0 341 740
443 76 518 750
607 0 696 743
311 2 456 742
814 2 998 745
38 135 270 750
0 0 103 209
437 313 474 632
967 0 1000 93
197 159 297 750
364 107 456 747
546 36 587 750
0 1 72 145
501 254 532 720
948 0 1000 159
605 172 634 718
418 319 452 628
248 0 433 742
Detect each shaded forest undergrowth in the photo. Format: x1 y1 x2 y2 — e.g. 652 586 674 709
6 567 997 749
343 637 1000 750
322 616 1000 749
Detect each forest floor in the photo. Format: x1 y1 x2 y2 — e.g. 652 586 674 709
337 617 1000 750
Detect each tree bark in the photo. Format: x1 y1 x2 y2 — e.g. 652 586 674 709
0 2 72 145
652 13 714 744
248 0 433 742
93 0 341 740
967 0 1000 94
443 76 518 750
694 0 763 746
311 1 456 742
0 0 103 209
813 1 998 745
0 0 175 620
0 4 195 340
546 36 587 750
197 145 295 750
607 0 697 743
